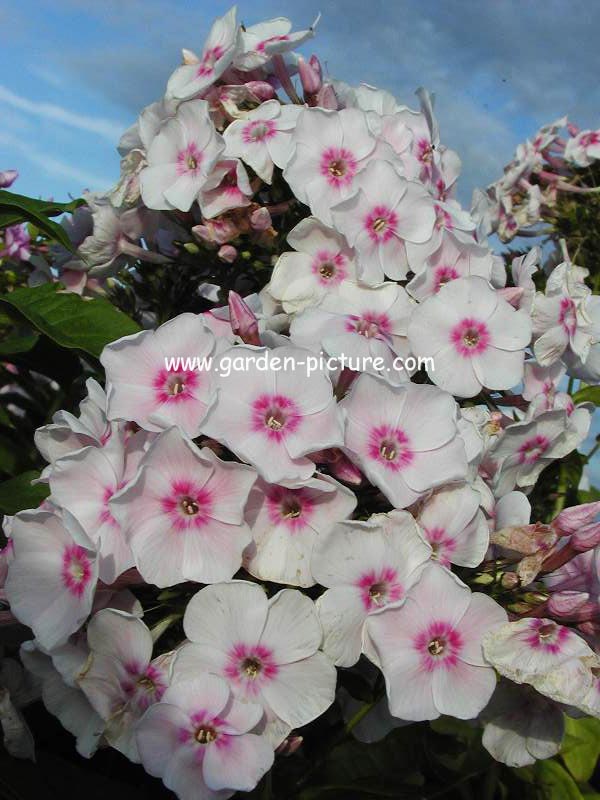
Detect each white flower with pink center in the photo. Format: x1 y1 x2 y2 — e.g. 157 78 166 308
235 15 318 70
49 430 146 584
136 674 274 800
110 428 256 588
139 100 225 211
312 511 431 667
34 378 111 466
482 618 595 690
565 128 600 167
198 158 253 218
532 286 593 367
340 374 468 509
79 609 173 762
268 216 357 313
522 360 566 408
290 281 415 383
166 7 241 100
490 408 588 497
101 313 215 438
224 101 302 184
407 233 496 302
416 484 489 569
408 276 532 398
5 509 98 650
331 159 436 283
404 200 478 276
174 581 337 745
283 107 378 226
244 474 356 587
364 563 507 721
202 345 344 484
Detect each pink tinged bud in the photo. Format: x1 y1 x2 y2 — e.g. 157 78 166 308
547 590 589 618
271 54 301 104
553 501 600 536
309 55 323 82
228 290 261 346
315 83 339 110
218 245 237 264
572 522 600 552
245 81 276 101
497 286 524 308
250 207 272 231
298 55 322 96
276 735 303 757
0 170 18 188
500 571 520 589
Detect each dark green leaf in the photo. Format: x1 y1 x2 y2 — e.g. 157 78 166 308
0 471 49 515
0 190 84 251
0 283 141 358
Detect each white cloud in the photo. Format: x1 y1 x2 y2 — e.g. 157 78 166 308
0 84 125 143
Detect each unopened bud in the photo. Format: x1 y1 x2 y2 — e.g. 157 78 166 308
250 207 272 231
547 590 589 617
218 245 237 264
275 735 303 757
0 170 18 188
315 83 338 110
572 522 600 552
298 55 322 96
228 290 261 346
245 81 276 102
500 571 520 589
553 501 600 536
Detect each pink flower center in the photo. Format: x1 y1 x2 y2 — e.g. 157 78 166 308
121 661 168 713
180 710 230 751
242 119 277 144
368 424 413 472
61 544 92 597
153 368 199 404
364 206 398 243
252 394 301 440
580 131 600 148
311 250 347 285
524 619 570 653
357 567 403 611
559 296 577 336
319 147 358 188
435 206 453 231
161 479 213 531
177 142 204 175
417 138 434 165
517 434 550 465
415 621 463 671
346 311 391 340
424 526 456 567
100 484 122 527
450 317 490 357
197 45 225 77
224 643 278 696
266 486 314 532
433 266 460 293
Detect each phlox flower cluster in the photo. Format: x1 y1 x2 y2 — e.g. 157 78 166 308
2 5 600 796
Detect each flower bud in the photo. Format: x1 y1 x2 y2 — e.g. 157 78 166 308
245 81 276 102
298 55 322 96
552 501 600 536
0 170 18 188
249 207 272 231
500 571 520 589
228 290 261 346
217 244 237 264
316 83 338 110
547 590 589 618
572 522 600 552
275 735 303 757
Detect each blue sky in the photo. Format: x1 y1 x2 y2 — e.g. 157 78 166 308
2 0 599 207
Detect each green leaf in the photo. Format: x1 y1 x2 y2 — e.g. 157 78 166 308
573 386 600 406
0 471 49 515
561 717 600 782
0 190 84 251
516 759 584 800
0 283 141 358
0 330 40 356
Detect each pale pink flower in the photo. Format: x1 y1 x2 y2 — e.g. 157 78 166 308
136 674 273 800
532 281 593 367
340 374 468 509
5 509 98 650
101 313 216 437
511 247 540 312
79 609 173 761
199 159 252 218
244 474 356 587
416 484 489 568
408 276 532 398
364 563 507 720
290 281 415 383
49 430 145 584
268 216 357 313
224 101 301 184
406 233 495 302
565 128 600 167
202 345 344 484
139 100 225 211
522 360 566 406
20 640 104 758
481 681 564 767
313 511 431 667
166 7 241 100
283 107 378 226
110 428 257 587
331 159 436 283
235 15 318 70
0 225 30 261
174 581 337 745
